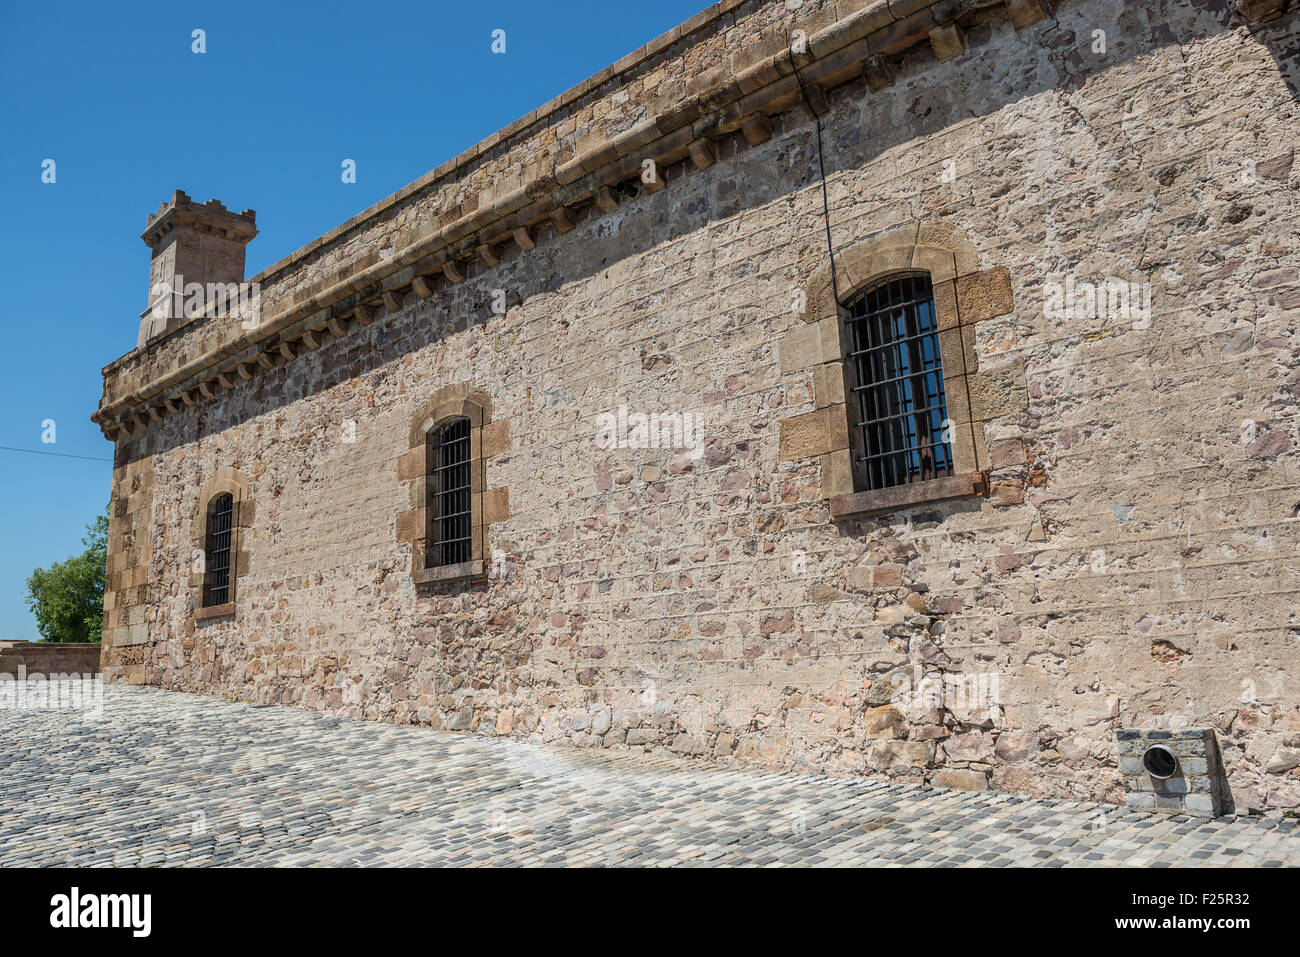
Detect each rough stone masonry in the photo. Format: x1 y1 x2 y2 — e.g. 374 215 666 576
93 0 1300 815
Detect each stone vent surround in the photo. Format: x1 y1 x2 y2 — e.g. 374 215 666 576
93 0 1075 441
1117 728 1232 818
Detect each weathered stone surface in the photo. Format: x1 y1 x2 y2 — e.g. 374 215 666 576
956 267 1014 323
863 705 906 739
9 683 1300 866
92 0 1300 818
943 731 995 764
928 24 966 62
932 769 988 792
779 408 831 460
994 730 1037 764
1266 749 1300 774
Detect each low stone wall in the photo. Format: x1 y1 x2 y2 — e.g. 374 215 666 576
0 642 101 677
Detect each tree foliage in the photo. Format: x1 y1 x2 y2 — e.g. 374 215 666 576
25 510 109 643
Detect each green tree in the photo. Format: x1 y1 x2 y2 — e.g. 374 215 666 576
25 509 109 643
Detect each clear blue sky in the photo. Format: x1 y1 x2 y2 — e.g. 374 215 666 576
0 0 707 640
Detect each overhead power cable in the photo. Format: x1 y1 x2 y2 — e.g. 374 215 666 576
0 445 112 463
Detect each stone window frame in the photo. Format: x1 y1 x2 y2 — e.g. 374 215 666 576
189 468 253 622
396 383 510 586
778 222 1017 520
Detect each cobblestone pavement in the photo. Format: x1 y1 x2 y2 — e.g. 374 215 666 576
2 683 1298 867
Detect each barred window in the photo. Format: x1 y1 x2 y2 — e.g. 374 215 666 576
428 418 472 567
203 493 234 606
843 272 954 491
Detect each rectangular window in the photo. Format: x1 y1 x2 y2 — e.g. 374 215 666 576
430 418 472 567
843 273 954 491
203 493 234 606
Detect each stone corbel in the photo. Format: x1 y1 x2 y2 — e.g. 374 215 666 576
740 114 773 146
929 23 966 62
595 187 619 213
512 227 536 251
1236 0 1286 21
688 139 718 170
1006 0 1048 30
801 83 829 118
863 55 894 91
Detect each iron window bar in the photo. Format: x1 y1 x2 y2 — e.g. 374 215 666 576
429 418 472 567
843 272 954 491
203 492 234 606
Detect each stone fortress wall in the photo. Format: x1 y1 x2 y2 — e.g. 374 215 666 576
95 0 1300 813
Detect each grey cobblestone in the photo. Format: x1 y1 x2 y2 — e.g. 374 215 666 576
2 684 1298 867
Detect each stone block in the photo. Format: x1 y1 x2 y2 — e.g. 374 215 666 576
779 323 824 374
1006 0 1047 30
481 419 510 458
987 438 1025 469
933 279 959 331
812 362 847 408
928 23 966 62
820 449 855 499
779 408 831 461
862 54 895 91
956 267 1014 324
912 245 956 283
396 445 427 481
969 362 1028 421
863 705 906 738
1236 0 1286 21
483 488 510 525
932 769 987 791
740 113 773 146
937 324 976 375
395 508 426 544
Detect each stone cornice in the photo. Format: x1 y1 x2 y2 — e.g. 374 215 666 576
107 0 1270 440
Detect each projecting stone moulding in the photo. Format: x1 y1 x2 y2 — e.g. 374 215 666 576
95 0 1058 439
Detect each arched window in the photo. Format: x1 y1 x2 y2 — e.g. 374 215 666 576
397 383 510 586
777 222 1016 517
202 492 235 607
841 272 953 491
190 469 252 620
428 417 472 567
